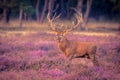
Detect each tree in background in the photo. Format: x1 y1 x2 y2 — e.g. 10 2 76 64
77 0 83 30
111 0 120 21
36 0 40 22
61 0 66 19
18 0 35 27
66 0 77 19
48 0 56 19
3 0 7 23
0 0 119 28
40 0 48 23
0 0 12 23
75 0 93 30
77 0 83 13
83 0 93 30
19 3 23 27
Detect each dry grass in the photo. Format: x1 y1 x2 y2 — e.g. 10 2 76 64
0 19 119 31
87 21 119 30
0 20 119 38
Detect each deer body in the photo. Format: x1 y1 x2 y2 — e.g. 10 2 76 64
57 38 97 65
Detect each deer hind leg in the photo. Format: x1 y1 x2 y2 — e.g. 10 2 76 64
89 53 98 66
88 46 99 66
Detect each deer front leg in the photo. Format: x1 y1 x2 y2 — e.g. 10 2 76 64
65 48 75 61
65 52 73 61
64 49 75 67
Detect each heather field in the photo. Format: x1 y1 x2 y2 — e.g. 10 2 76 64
0 0 120 79
0 23 120 80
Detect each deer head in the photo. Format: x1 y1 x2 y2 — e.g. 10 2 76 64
47 9 83 42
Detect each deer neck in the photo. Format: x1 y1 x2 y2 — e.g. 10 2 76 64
58 38 70 52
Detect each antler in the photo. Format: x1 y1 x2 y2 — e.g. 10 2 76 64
47 8 83 33
47 13 61 31
65 8 83 32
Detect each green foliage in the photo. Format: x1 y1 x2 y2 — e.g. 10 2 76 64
24 5 35 16
19 0 35 16
0 0 119 21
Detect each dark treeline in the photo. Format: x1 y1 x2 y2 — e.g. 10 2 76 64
0 0 120 29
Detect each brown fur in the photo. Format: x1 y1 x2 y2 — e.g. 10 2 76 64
57 37 98 66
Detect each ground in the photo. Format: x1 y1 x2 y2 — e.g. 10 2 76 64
0 21 120 80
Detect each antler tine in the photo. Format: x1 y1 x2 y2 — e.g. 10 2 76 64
71 7 82 17
47 13 56 31
47 13 61 31
53 13 61 21
65 9 83 32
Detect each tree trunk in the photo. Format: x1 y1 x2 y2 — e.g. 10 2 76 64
3 8 7 23
40 0 48 23
19 9 23 27
77 0 83 30
6 8 11 23
3 0 7 23
23 12 27 21
36 0 40 22
77 0 83 13
48 0 55 19
61 0 66 19
83 0 92 30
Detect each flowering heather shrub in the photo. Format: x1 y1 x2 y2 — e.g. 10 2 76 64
0 70 41 80
0 32 120 80
30 50 46 58
40 68 65 77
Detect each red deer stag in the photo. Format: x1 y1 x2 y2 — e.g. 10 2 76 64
47 10 98 66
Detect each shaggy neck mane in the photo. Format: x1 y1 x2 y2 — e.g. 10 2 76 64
58 38 70 53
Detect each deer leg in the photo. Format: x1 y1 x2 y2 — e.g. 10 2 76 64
65 51 74 67
68 53 75 60
93 56 99 66
89 54 99 66
65 54 72 67
65 49 74 61
89 54 95 65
